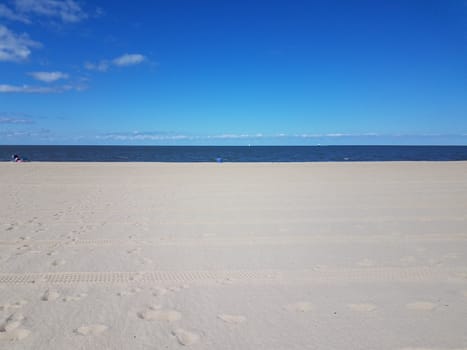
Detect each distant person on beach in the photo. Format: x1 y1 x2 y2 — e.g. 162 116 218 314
12 154 22 162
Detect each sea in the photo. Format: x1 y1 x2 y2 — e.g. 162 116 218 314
1 145 467 162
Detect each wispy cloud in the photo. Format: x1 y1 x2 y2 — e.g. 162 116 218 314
96 131 394 143
84 60 109 72
0 0 87 24
98 131 190 141
0 3 30 23
98 131 266 142
292 132 380 138
98 132 330 142
0 113 34 124
85 53 147 72
0 128 52 139
207 133 264 139
0 83 73 93
0 25 41 62
112 132 465 146
13 0 87 23
28 71 69 83
113 54 146 66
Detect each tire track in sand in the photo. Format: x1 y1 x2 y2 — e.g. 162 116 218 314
0 267 465 285
1 232 467 248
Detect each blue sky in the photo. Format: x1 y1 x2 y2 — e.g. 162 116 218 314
1 0 467 145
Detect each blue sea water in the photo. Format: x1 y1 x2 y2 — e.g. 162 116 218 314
1 145 467 162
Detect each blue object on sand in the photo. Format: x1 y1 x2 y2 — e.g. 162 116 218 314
216 157 223 163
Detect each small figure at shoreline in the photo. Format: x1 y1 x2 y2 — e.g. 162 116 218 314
12 154 23 163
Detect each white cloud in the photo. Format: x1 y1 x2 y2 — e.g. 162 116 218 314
292 133 382 138
101 132 374 141
98 131 189 141
207 133 262 139
0 25 41 62
86 54 146 72
0 128 51 139
0 3 30 23
94 131 467 145
112 53 146 66
28 71 69 83
84 60 109 72
0 83 72 93
0 114 34 124
326 133 346 137
14 0 87 23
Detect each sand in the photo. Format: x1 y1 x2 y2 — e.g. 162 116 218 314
1 161 467 349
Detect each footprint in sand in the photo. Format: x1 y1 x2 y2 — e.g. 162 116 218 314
218 314 247 324
348 303 377 312
5 225 14 231
284 302 313 313
27 217 37 224
152 287 168 297
41 289 60 301
172 328 200 346
0 313 24 332
128 272 144 282
75 324 108 336
0 300 28 312
117 288 141 297
138 306 181 322
63 293 87 302
406 301 437 311
51 259 66 267
0 313 30 341
137 257 153 265
217 278 235 285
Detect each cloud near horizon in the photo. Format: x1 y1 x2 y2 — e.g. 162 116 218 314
90 131 467 146
0 113 34 124
0 128 52 139
98 131 190 141
0 83 74 93
97 131 376 142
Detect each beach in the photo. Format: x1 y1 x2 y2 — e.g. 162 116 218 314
1 161 467 349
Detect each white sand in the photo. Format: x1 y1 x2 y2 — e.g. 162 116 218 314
1 161 467 349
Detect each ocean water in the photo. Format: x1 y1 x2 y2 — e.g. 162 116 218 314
1 145 467 162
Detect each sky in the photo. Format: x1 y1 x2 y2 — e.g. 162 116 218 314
1 0 467 145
